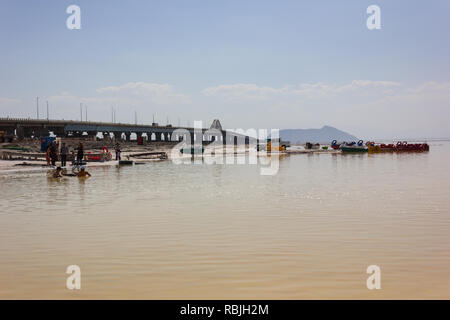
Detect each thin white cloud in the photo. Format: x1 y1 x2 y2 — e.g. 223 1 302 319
202 83 288 100
202 80 403 100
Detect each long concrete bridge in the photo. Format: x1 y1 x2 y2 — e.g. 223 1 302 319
0 117 254 144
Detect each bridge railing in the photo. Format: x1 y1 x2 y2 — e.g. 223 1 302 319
0 117 193 129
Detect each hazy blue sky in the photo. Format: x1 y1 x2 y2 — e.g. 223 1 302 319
0 0 449 138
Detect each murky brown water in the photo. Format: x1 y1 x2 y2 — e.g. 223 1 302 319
1 142 449 299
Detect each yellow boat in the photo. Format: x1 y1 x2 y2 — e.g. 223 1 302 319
267 139 290 152
366 142 381 153
257 138 290 152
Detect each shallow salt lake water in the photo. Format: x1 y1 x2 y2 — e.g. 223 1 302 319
0 142 449 299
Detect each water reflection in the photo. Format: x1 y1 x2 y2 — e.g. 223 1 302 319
0 143 449 299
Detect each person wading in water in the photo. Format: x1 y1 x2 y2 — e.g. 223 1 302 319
114 142 121 160
73 165 91 178
51 166 64 178
60 142 68 167
49 141 58 166
76 142 84 165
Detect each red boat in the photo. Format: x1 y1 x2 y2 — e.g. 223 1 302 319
331 140 342 150
380 143 396 152
395 141 429 152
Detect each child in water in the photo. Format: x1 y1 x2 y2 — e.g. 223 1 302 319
51 167 64 178
72 165 91 177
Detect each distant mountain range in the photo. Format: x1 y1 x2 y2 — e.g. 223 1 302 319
279 126 358 144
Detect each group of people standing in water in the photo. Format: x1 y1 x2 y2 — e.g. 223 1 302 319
46 141 91 179
46 141 121 166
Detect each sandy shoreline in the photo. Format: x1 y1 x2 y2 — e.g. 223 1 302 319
0 149 173 174
0 139 179 174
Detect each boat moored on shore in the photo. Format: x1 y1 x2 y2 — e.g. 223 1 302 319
331 139 430 153
395 141 430 152
340 140 368 153
331 140 342 150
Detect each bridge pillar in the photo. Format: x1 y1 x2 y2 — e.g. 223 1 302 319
53 127 65 137
24 127 35 139
102 132 111 141
72 131 83 137
87 131 97 140
125 132 131 142
16 126 25 141
155 132 162 141
110 132 118 141
146 132 152 141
